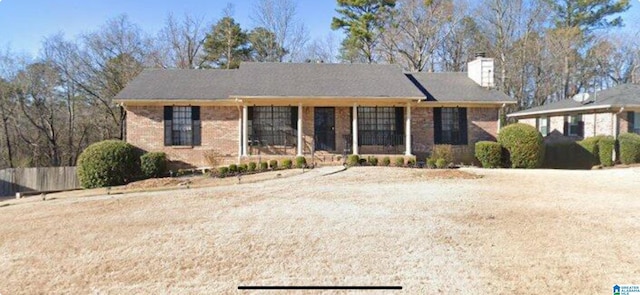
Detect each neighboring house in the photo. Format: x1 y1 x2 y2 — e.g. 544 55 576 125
114 56 514 168
508 84 640 141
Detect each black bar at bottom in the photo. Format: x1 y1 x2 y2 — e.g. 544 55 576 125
238 286 402 290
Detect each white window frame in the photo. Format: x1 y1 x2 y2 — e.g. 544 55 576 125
171 106 193 146
538 116 549 136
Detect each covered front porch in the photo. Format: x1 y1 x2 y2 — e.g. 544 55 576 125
236 101 415 159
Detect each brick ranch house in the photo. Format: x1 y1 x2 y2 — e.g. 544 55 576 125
114 56 515 168
508 84 640 141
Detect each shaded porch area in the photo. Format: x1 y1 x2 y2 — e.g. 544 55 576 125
239 104 414 158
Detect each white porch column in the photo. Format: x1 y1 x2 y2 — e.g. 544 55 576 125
242 105 248 156
405 104 412 155
352 104 359 155
237 107 242 159
297 103 303 156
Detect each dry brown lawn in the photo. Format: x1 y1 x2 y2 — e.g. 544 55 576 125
0 166 638 294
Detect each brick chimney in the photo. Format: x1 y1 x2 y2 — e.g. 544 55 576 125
467 53 494 88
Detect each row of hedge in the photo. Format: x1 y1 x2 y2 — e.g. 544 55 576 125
344 155 452 169
475 124 640 169
619 133 640 164
77 140 313 187
77 140 169 189
475 123 545 169
216 156 307 178
345 155 421 167
543 136 612 169
543 134 640 169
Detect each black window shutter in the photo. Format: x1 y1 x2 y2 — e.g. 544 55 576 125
248 107 253 121
563 116 569 136
458 108 468 145
395 107 404 136
577 120 585 137
164 106 172 146
192 106 201 146
629 111 635 133
291 106 298 129
434 108 442 144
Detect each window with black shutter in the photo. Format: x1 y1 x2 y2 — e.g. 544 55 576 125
163 106 201 146
434 107 467 145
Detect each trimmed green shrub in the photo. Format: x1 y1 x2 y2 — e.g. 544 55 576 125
346 155 360 167
382 156 391 166
619 133 640 164
140 152 167 178
295 156 307 168
431 145 454 164
259 161 268 171
475 141 502 168
394 157 405 167
426 158 436 169
498 123 544 168
269 159 278 169
435 158 447 169
228 164 238 173
282 159 293 169
238 164 248 173
407 157 416 167
368 156 379 166
217 166 229 177
579 136 602 165
598 136 616 167
77 140 141 188
248 162 257 172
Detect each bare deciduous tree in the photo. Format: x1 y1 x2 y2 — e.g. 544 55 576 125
251 0 309 62
156 13 207 69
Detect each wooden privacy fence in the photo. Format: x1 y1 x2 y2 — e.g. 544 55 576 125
0 167 80 197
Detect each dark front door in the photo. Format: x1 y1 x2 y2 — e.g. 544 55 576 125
314 107 335 151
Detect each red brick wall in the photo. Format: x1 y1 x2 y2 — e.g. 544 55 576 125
411 107 434 154
126 105 240 168
127 105 501 166
468 107 498 142
410 107 498 163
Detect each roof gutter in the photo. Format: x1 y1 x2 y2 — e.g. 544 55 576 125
507 104 612 118
419 100 516 105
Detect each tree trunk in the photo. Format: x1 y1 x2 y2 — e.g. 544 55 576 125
1 117 13 168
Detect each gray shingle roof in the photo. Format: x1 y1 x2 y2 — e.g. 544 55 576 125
508 84 640 117
114 69 238 100
406 72 514 103
115 63 517 103
233 62 424 98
